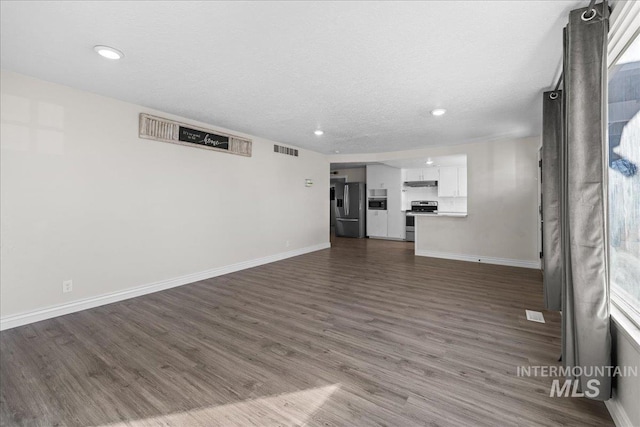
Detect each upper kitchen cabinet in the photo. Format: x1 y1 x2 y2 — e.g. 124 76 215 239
424 167 439 181
403 168 439 182
457 167 468 197
438 166 467 197
367 164 392 189
404 169 421 182
367 164 401 195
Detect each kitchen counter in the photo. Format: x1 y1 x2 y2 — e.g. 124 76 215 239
412 212 469 255
406 212 467 218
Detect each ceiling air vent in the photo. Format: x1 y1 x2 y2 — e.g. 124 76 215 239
274 144 299 157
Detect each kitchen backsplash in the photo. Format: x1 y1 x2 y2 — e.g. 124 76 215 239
402 187 467 213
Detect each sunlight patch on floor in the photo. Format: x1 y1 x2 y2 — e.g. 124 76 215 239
102 384 340 427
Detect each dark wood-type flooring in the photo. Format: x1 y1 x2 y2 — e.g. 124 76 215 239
0 237 613 426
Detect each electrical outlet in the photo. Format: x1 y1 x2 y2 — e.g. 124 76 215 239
62 280 73 293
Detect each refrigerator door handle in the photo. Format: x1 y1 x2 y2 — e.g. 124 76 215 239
345 185 349 216
337 218 358 222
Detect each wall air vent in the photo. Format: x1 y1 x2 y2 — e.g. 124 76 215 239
274 144 299 157
525 310 545 323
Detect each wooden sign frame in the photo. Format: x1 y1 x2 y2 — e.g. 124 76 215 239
138 113 252 157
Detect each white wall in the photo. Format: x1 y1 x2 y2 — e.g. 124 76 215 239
331 167 365 183
608 318 640 427
0 71 330 322
414 138 538 264
330 136 540 266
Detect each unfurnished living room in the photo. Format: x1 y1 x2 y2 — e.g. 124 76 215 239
0 1 639 426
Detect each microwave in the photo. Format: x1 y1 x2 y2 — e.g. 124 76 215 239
368 198 387 210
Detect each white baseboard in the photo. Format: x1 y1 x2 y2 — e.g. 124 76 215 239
0 242 331 331
605 395 633 427
415 249 540 269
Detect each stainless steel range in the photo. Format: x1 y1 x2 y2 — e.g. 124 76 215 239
405 201 438 242
410 200 438 214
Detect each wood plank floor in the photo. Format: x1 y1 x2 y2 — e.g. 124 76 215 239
1 237 613 426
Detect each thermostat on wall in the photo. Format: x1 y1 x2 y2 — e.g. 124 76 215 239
305 179 313 187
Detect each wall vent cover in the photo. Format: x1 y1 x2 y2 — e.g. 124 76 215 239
525 310 545 323
274 144 298 157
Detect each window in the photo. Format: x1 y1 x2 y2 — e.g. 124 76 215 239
608 32 640 327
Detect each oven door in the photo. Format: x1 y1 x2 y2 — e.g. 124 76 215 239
406 215 415 227
405 214 415 242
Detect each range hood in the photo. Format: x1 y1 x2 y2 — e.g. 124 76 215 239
403 180 438 187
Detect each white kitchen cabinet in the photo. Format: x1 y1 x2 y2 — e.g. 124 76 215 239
423 167 439 181
385 167 403 239
458 167 468 197
438 166 467 197
366 165 387 189
423 168 440 181
367 210 388 237
438 167 459 197
367 164 402 239
405 169 423 182
404 168 439 182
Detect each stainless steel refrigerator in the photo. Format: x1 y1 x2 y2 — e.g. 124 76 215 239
334 182 366 238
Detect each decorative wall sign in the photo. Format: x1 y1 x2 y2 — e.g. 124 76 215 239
139 113 252 157
178 126 229 150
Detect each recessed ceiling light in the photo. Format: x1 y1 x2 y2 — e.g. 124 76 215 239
431 108 447 117
94 45 123 60
314 130 324 136
426 158 434 165
334 150 340 154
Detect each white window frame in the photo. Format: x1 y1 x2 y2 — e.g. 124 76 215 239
607 0 640 345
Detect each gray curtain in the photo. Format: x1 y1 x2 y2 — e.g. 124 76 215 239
542 90 563 311
561 1 611 400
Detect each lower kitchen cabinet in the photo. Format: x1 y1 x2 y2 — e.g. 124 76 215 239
387 210 404 239
367 210 388 237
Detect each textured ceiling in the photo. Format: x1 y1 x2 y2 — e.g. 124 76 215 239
383 154 467 169
330 154 466 171
0 1 580 154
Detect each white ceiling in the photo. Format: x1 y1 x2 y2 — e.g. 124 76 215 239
383 154 467 169
0 1 580 155
330 154 466 171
